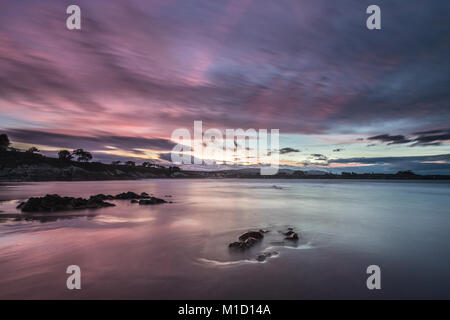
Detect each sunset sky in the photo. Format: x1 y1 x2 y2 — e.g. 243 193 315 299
1 0 449 173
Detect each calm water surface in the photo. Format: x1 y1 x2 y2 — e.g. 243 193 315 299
0 179 449 299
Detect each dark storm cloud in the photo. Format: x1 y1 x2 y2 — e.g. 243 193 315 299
310 154 328 161
367 134 412 145
413 129 449 135
367 128 450 147
411 128 450 146
7 129 177 152
328 154 450 174
330 154 450 165
279 147 300 154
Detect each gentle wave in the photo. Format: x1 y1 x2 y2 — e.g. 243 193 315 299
282 243 314 250
198 257 260 266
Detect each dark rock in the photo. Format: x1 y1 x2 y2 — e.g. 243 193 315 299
256 251 279 262
87 195 115 209
229 230 265 250
16 191 168 213
285 232 299 241
238 230 264 241
229 236 260 250
138 197 167 205
113 191 151 200
243 237 259 248
228 241 243 249
90 194 114 200
114 191 142 200
16 202 26 210
256 254 267 262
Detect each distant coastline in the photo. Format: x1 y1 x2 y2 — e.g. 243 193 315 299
1 149 449 182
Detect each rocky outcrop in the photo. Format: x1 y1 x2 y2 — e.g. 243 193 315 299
226 226 301 264
16 194 115 212
16 191 168 212
138 198 167 205
114 191 150 200
90 193 115 200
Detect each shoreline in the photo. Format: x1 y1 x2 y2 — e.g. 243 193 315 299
1 175 450 182
2 150 449 182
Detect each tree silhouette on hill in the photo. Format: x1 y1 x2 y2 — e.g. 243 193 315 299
58 150 73 161
72 149 93 162
0 134 10 149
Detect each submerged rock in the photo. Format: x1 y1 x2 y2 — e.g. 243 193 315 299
138 197 167 205
229 237 259 250
90 194 115 200
280 227 299 241
284 231 299 241
256 251 279 262
114 191 150 200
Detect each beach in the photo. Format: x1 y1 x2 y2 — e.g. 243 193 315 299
1 179 450 299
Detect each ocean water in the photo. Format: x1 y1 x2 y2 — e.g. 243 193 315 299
0 179 449 299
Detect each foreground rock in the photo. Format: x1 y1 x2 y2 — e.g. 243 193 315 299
238 230 264 241
114 191 150 200
138 197 167 205
16 191 168 212
229 230 265 250
282 227 299 241
256 251 279 262
17 194 115 212
284 231 299 241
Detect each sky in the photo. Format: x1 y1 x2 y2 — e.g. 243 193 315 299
0 0 449 174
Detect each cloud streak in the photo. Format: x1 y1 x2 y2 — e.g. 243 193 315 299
7 129 177 153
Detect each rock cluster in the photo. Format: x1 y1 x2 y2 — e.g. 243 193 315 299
16 194 115 212
93 191 167 205
138 198 167 205
16 191 168 212
227 226 301 263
